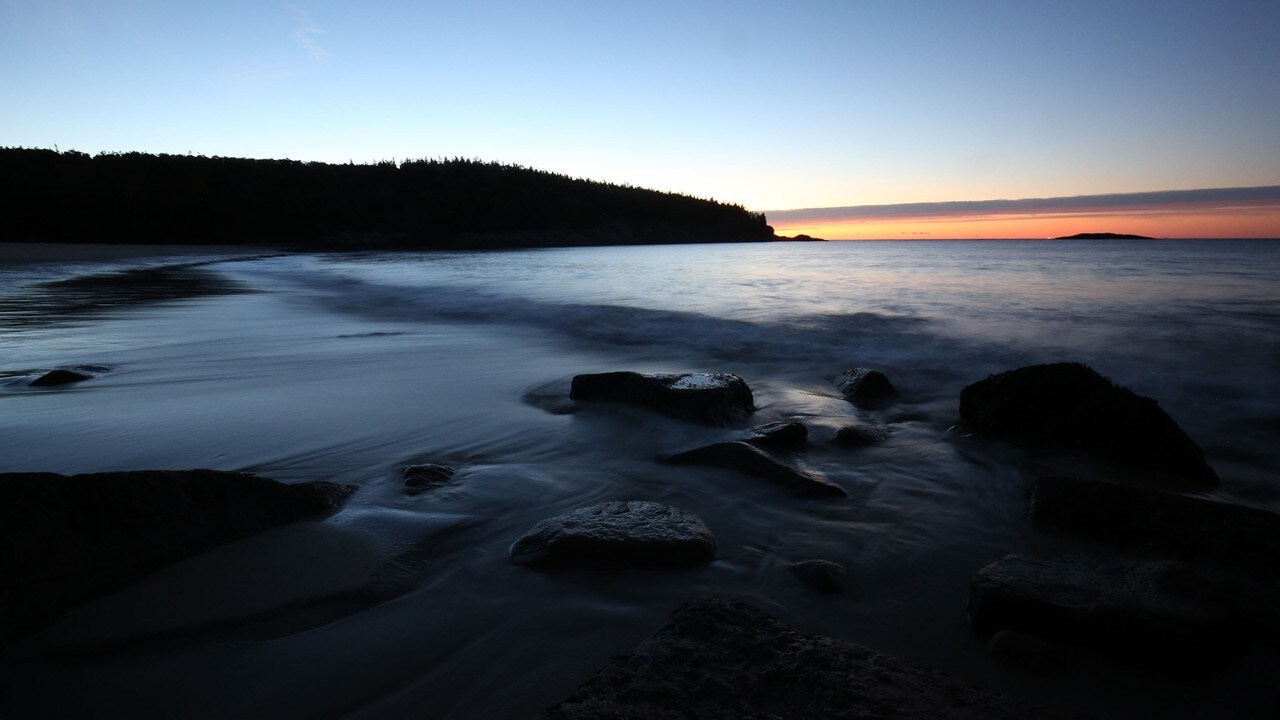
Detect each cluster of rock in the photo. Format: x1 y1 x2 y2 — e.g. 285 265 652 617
0 469 355 644
956 363 1279 681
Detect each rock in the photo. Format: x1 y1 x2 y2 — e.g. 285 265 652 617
832 423 890 446
30 369 93 386
787 559 847 593
665 441 846 497
509 501 716 568
987 629 1069 673
402 464 456 495
741 420 808 449
959 362 1217 486
968 554 1246 678
1029 476 1280 574
836 367 897 408
0 469 357 644
570 371 754 426
541 596 1058 720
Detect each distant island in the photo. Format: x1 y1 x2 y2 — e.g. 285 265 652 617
0 148 777 250
1054 232 1153 240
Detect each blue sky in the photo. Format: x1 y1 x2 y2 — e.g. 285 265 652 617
3 0 1279 216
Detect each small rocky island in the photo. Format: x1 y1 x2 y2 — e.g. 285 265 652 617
1054 232 1153 239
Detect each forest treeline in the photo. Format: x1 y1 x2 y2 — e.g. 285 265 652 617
0 148 776 249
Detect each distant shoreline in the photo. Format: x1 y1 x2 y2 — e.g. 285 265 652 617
0 242 273 265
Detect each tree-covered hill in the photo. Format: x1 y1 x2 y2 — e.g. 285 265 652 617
0 148 776 249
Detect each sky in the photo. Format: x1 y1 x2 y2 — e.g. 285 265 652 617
2 0 1279 238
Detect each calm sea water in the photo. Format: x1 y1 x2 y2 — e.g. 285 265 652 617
2 239 1278 718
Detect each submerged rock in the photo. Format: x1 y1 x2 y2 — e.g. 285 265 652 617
0 469 356 644
570 371 754 426
969 554 1246 678
836 367 897 408
30 369 93 386
787 559 848 593
542 596 1058 719
402 464 456 495
1030 476 1280 572
959 362 1217 486
832 423 890 447
665 441 846 497
987 629 1070 673
741 420 808 449
509 501 716 568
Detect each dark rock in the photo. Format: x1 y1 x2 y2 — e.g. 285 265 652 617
787 559 847 593
0 469 356 644
987 629 1069 673
836 367 897 408
541 596 1059 720
1029 476 1280 574
402 464 456 495
665 441 846 497
30 369 93 386
969 554 1246 678
959 362 1217 486
509 501 716 568
570 371 754 426
742 419 807 449
832 423 890 446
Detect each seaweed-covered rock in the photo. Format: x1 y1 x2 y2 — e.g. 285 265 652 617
969 554 1246 678
402 463 456 495
836 367 897 408
0 470 356 644
509 501 716 568
959 362 1217 486
542 597 1058 719
1029 476 1280 573
665 441 846 497
570 371 754 426
787 559 848 593
741 420 808 449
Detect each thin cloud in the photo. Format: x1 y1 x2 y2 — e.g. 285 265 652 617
768 186 1280 224
285 4 331 60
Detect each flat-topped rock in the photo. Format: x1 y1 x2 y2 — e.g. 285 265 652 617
570 371 754 426
666 441 846 497
541 596 1059 719
969 554 1246 678
741 420 808 449
959 362 1217 486
1030 475 1280 574
0 469 356 644
509 501 716 567
402 463 456 495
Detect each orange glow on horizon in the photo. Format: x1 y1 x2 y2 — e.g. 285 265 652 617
772 209 1280 240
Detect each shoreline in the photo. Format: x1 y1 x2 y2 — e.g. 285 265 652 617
0 242 276 265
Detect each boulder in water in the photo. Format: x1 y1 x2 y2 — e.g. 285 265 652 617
570 371 754 426
959 362 1217 486
30 369 93 386
741 420 808 449
787 559 848 593
832 423 890 447
402 464 456 495
836 367 897 408
969 554 1246 678
509 501 716 568
541 596 1058 719
0 469 357 644
665 441 846 497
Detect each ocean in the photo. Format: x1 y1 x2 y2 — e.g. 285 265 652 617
2 239 1278 718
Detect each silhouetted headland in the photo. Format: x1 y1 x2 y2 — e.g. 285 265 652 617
1054 232 1153 239
0 148 777 250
